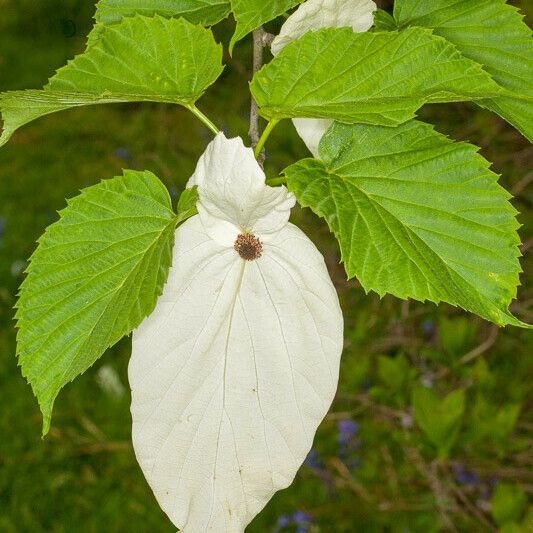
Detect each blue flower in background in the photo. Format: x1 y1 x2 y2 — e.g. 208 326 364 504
337 419 359 445
114 147 133 163
275 514 291 530
303 447 336 490
304 447 323 470
452 464 480 486
274 510 314 532
337 419 361 468
293 510 313 524
421 319 436 336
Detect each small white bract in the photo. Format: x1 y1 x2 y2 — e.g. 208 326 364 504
272 0 377 157
129 134 344 532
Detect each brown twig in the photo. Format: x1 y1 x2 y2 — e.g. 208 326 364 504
249 28 274 166
511 171 533 196
249 29 263 149
459 324 499 366
431 324 499 380
520 237 533 254
381 445 400 494
404 447 459 531
337 392 410 423
442 464 497 532
328 457 371 502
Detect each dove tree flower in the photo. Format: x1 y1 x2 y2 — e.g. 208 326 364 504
271 0 377 157
5 0 532 530
129 134 344 531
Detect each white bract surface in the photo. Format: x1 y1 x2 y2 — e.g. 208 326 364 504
272 0 377 157
130 134 344 532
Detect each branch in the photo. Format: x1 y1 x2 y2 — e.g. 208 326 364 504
404 447 459 532
249 27 274 167
430 324 499 380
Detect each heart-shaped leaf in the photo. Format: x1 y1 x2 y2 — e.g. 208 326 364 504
394 0 533 141
251 27 504 127
0 15 223 147
88 0 231 44
284 120 529 328
16 170 177 434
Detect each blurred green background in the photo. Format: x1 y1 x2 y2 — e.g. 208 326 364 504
0 1 532 531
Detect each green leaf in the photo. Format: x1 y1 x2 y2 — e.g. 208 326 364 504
176 185 199 223
0 15 223 147
250 27 504 126
468 395 521 448
492 403 522 445
230 0 303 52
15 170 177 435
88 0 230 44
438 316 478 360
412 386 465 457
491 483 527 526
499 524 522 533
372 353 415 408
373 9 397 31
284 120 529 328
394 0 533 142
521 507 533 533
377 354 411 393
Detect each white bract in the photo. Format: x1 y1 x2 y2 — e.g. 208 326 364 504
272 0 377 157
129 134 344 532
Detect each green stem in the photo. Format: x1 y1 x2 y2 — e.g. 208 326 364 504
188 105 220 135
265 176 287 187
254 119 279 159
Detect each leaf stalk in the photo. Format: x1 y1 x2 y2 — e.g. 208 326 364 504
188 105 220 135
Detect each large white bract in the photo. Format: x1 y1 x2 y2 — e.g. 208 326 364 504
272 0 377 157
129 134 344 531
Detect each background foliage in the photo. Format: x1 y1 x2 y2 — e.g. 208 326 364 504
0 0 531 531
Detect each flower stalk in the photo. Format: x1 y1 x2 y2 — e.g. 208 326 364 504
254 119 279 159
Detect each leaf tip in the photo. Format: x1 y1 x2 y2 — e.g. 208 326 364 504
41 414 51 438
228 39 236 57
